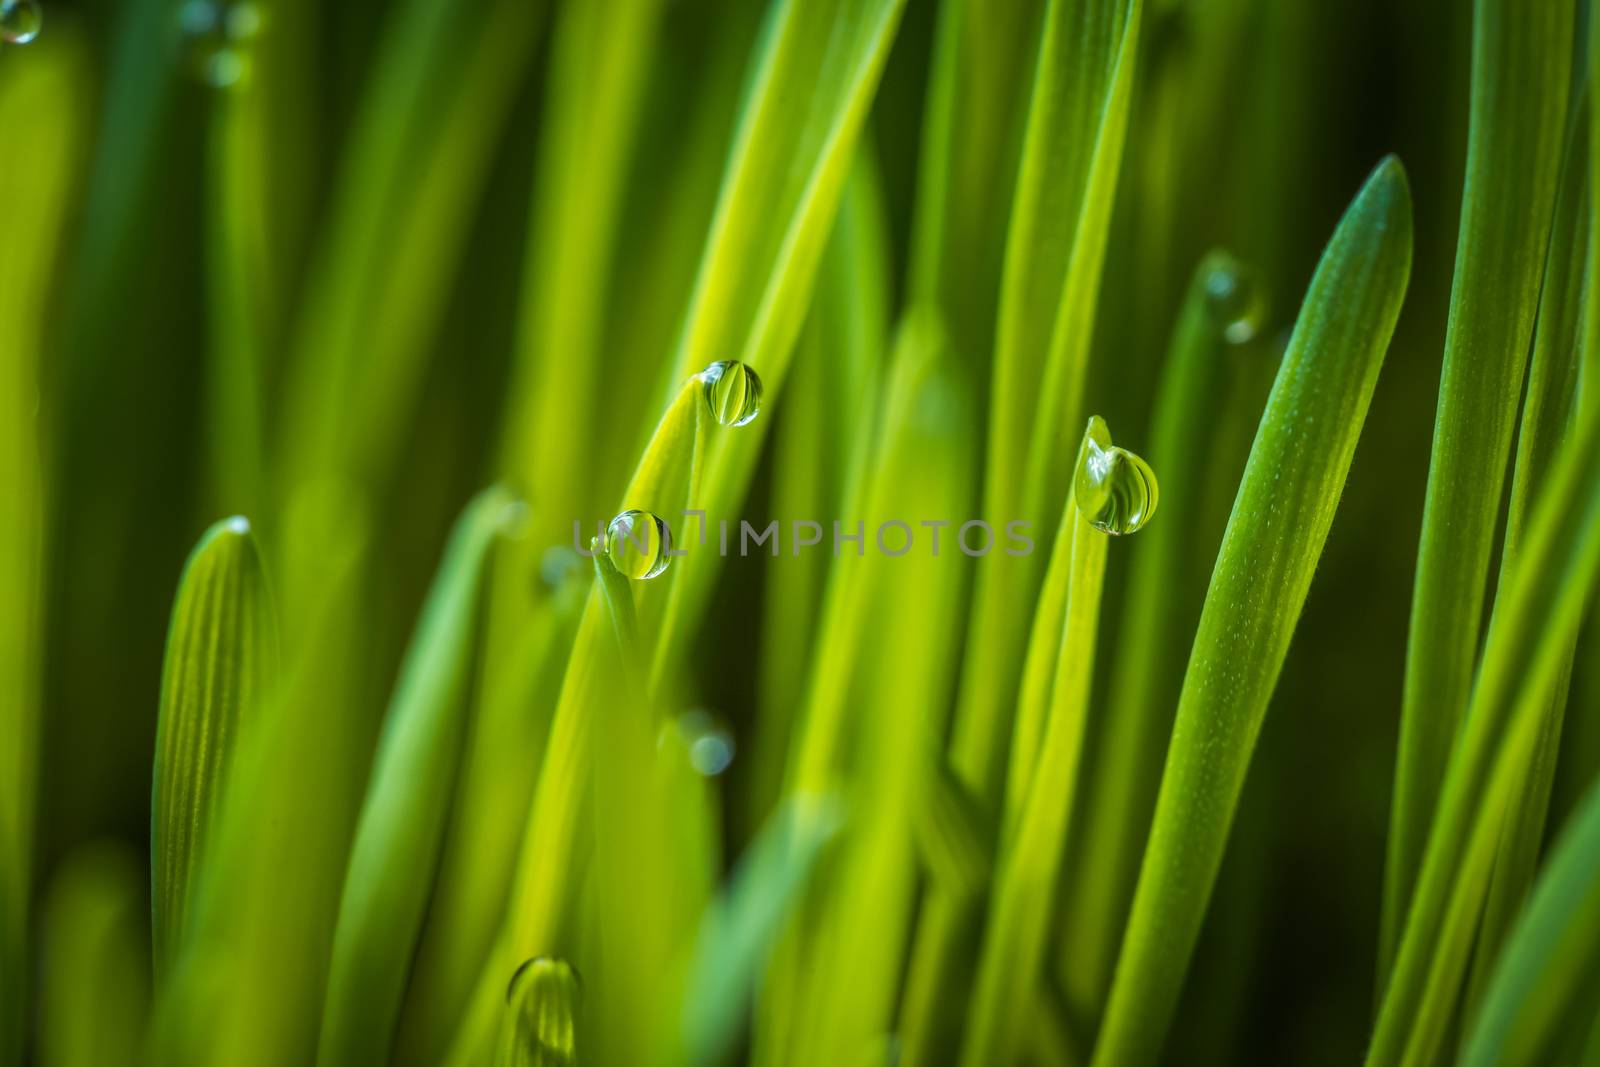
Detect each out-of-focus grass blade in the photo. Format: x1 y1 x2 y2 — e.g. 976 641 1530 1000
912 762 995 903
496 958 580 1067
1385 0 1576 981
37 843 151 1067
1463 103 1592 1020
1368 44 1600 1067
277 0 545 597
1058 251 1274 1020
151 516 275 976
317 488 521 1066
0 32 85 1065
676 796 843 1067
772 310 974 1067
1462 776 1600 1067
1093 157 1413 1067
952 0 1140 797
962 471 1109 1067
500 0 666 531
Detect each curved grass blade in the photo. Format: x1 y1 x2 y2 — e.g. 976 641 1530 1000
1385 0 1576 981
962 456 1110 1067
1462 776 1600 1067
1463 101 1592 1021
1057 250 1276 1019
317 488 521 1066
0 33 85 1064
151 517 276 977
1092 156 1414 1067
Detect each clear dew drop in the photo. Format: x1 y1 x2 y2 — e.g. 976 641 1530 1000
1074 416 1159 536
1203 256 1269 345
698 360 763 427
0 0 42 45
604 509 671 580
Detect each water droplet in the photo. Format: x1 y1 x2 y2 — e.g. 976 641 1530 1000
1074 416 1159 535
670 710 735 776
504 957 579 1064
1203 256 1268 344
178 1 261 88
0 0 42 45
698 360 763 427
604 509 671 580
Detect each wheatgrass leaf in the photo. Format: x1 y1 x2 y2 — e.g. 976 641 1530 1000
317 488 522 1066
151 517 276 976
1385 0 1577 981
0 32 85 1063
1092 157 1413 1067
1057 250 1276 1019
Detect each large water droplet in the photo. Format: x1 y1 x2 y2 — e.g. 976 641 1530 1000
1074 416 1158 535
504 957 579 1064
604 509 671 580
1203 256 1268 344
0 0 42 44
699 360 763 427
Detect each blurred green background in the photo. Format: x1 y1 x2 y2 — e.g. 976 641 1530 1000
5 0 1592 1063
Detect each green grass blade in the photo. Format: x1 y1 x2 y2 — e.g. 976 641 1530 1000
317 488 520 1065
0 33 84 1065
1463 100 1592 1022
1092 157 1413 1067
37 843 151 1067
1057 251 1274 1019
1462 775 1600 1067
151 517 276 976
962 469 1110 1067
677 796 843 1067
952 0 1140 802
1384 0 1576 982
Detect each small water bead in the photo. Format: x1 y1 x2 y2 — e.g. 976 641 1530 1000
1203 255 1269 344
1074 416 1159 536
0 0 42 45
699 360 763 427
604 509 671 580
178 1 262 88
673 709 735 776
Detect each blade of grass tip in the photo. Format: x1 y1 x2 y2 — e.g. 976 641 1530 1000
496 957 580 1067
1384 0 1576 985
902 2 1141 1045
775 310 975 1067
151 517 276 978
1057 250 1274 1020
1463 98 1592 1023
500 0 666 536
37 843 151 1067
0 33 84 1065
442 379 708 1065
951 0 1140 798
1367 40 1600 1066
155 511 371 1067
1462 774 1600 1067
675 795 844 1067
962 423 1120 1067
1092 156 1413 1067
276 0 545 601
317 488 522 1066
638 0 908 690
